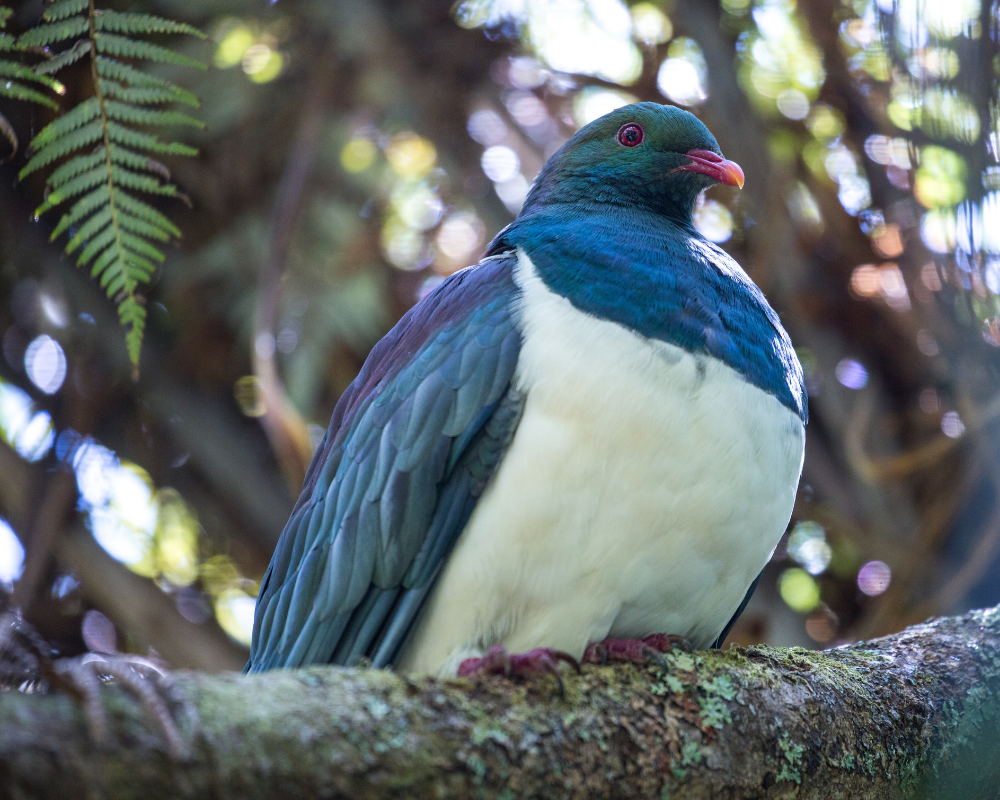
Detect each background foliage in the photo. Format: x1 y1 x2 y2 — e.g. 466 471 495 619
0 0 998 671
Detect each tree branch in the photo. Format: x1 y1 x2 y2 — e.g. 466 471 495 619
2 607 999 799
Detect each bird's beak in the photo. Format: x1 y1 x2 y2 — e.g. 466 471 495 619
677 149 745 189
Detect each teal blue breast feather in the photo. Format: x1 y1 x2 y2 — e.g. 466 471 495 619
246 253 522 671
489 207 807 423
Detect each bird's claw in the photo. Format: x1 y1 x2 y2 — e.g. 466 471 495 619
52 652 192 760
0 610 192 760
583 633 693 667
457 645 580 697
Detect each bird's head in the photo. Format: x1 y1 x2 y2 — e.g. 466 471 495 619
520 102 743 223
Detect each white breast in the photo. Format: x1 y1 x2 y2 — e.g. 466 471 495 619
395 251 805 676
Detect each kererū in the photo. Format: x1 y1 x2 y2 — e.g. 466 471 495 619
246 102 806 678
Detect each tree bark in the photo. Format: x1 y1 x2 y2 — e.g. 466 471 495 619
1 607 999 800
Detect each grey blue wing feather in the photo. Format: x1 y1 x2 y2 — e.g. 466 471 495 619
246 253 522 672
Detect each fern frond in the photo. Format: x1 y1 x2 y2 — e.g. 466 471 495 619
49 185 109 239
0 79 59 108
100 78 198 107
0 8 60 124
28 96 100 150
21 0 205 372
94 11 205 39
105 120 198 155
16 0 205 369
118 297 146 368
95 33 204 69
35 165 105 214
46 147 104 189
34 38 90 74
104 99 203 129
19 118 103 177
114 190 181 237
95 55 173 87
16 17 88 48
110 164 176 195
42 0 88 22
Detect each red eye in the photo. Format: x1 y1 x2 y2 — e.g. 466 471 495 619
617 123 644 147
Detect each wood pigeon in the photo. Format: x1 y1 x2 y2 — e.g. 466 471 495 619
246 102 807 678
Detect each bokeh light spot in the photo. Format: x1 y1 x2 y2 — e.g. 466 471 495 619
481 145 521 183
805 606 838 642
835 358 868 389
631 3 672 45
787 520 831 575
776 88 809 120
851 264 881 297
436 212 485 264
857 560 891 596
214 25 254 68
234 375 266 418
386 133 437 178
941 410 965 438
0 517 24 585
692 198 734 243
467 109 508 146
778 567 821 612
340 138 376 173
25 334 66 394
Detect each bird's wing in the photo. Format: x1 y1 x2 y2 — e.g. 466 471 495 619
246 253 522 672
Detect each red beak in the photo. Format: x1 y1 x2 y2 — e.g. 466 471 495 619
677 149 745 189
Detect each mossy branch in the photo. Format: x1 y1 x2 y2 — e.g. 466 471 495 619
2 607 999 799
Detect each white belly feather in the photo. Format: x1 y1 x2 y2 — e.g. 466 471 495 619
396 251 805 676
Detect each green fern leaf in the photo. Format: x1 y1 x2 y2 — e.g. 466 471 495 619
0 13 60 112
16 17 88 48
65 206 112 253
117 209 171 241
34 39 91 75
19 118 103 177
105 121 197 155
95 33 205 69
100 78 198 107
42 0 88 22
104 99 203 129
28 96 100 150
46 148 105 190
119 231 165 262
108 143 163 172
22 2 203 372
94 11 205 39
0 80 59 108
110 164 175 195
76 224 117 266
95 56 172 88
49 184 109 239
36 164 106 214
115 190 181 237
120 298 146 368
0 58 61 86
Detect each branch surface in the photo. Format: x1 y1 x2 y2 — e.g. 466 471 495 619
2 607 999 800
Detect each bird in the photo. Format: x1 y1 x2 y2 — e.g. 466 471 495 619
245 102 807 680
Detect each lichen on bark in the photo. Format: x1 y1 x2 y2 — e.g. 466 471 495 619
1 606 999 799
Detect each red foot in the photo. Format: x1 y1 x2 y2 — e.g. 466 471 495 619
583 633 692 666
457 645 579 694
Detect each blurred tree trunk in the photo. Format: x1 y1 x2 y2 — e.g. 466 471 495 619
2 606 999 799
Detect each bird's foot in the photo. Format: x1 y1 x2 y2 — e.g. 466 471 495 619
457 645 580 696
0 610 191 759
583 633 692 669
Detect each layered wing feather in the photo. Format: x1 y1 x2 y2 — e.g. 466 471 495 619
246 253 522 672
